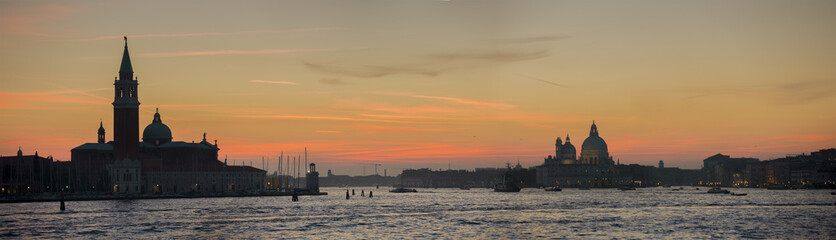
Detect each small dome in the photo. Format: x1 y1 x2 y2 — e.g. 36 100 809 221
142 109 172 144
563 141 577 154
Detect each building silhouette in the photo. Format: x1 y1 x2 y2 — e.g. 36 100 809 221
70 38 265 194
0 148 56 194
536 122 628 187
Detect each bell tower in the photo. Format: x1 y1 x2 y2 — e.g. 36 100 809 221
97 121 106 143
112 37 140 161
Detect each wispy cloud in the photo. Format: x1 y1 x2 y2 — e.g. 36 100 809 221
349 125 454 133
772 79 836 105
79 32 221 41
491 34 572 44
316 130 341 133
429 49 550 63
319 78 347 85
358 113 456 120
411 95 515 109
249 80 300 85
234 114 443 124
0 88 110 109
51 27 343 42
0 4 75 37
140 48 332 57
373 92 515 109
334 98 462 114
303 61 447 78
520 75 567 88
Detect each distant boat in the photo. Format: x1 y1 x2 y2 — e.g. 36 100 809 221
731 193 747 196
493 182 521 192
830 192 835 195
493 167 521 192
459 186 471 190
389 187 417 193
619 186 636 191
390 175 417 193
578 187 591 190
544 186 562 192
707 187 730 194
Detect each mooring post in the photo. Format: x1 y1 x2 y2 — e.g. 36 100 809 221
60 196 66 211
369 191 373 198
346 190 350 200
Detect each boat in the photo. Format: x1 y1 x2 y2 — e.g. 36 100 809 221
389 175 417 193
459 186 471 190
707 187 730 194
493 169 521 192
544 186 562 192
731 193 747 196
578 187 591 190
619 186 636 191
493 182 521 192
389 187 417 193
830 192 835 195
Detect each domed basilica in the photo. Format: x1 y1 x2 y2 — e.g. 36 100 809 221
536 122 623 187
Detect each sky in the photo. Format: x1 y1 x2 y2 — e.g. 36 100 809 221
1 0 835 175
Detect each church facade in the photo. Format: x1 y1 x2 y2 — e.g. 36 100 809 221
71 38 265 194
536 122 630 187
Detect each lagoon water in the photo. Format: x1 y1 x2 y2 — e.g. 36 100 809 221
1 187 834 239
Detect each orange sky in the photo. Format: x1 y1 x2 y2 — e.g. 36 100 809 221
2 1 835 175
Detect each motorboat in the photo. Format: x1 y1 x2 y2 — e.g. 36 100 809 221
731 192 747 196
493 169 521 192
493 183 521 192
389 187 417 193
390 175 417 193
544 186 562 192
707 187 730 194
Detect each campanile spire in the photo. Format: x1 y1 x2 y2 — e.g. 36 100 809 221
119 36 133 81
113 37 140 161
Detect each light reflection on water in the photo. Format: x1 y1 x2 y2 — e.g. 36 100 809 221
1 188 834 239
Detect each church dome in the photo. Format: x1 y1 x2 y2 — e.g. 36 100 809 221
581 135 607 153
563 141 577 154
581 121 607 153
142 109 172 144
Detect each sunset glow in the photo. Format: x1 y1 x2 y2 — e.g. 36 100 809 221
2 0 835 175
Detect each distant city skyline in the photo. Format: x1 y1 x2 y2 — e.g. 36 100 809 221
2 1 836 175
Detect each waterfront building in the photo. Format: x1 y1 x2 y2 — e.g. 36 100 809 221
536 122 629 187
305 163 320 193
710 149 836 188
70 38 266 194
702 153 759 186
0 149 56 194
